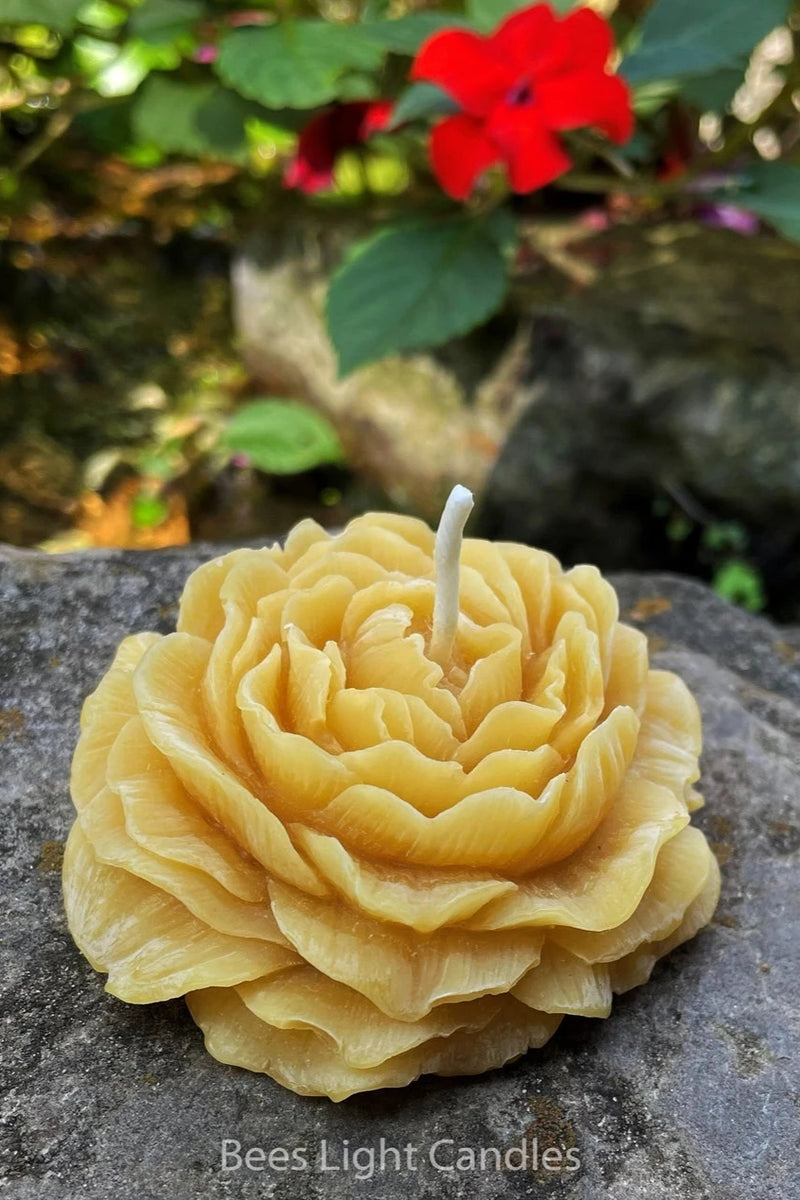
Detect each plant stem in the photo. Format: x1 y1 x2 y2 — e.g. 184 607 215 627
12 106 74 175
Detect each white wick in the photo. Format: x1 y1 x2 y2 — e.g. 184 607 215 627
429 484 474 667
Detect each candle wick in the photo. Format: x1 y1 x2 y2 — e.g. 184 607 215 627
429 484 474 668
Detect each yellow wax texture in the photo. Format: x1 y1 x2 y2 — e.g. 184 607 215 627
63 512 720 1100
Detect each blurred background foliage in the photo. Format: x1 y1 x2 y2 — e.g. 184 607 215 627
1 0 799 618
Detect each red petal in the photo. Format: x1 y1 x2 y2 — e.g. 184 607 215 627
554 7 614 72
360 100 394 138
489 4 561 76
537 71 633 142
429 114 502 200
486 103 571 193
283 156 334 193
283 101 395 193
412 30 514 116
283 111 337 192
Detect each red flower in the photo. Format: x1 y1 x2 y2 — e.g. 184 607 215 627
284 101 394 194
411 3 633 201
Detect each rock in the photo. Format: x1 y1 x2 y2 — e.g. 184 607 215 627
233 224 535 519
236 221 800 612
1 544 798 1200
477 224 800 618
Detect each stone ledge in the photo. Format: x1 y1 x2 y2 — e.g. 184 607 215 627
1 547 798 1200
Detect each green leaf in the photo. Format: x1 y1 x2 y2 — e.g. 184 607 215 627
702 521 748 553
79 1 128 32
222 400 344 475
0 0 84 31
131 493 169 529
712 560 766 612
132 77 258 158
91 38 182 97
334 72 380 101
680 63 747 110
466 0 518 33
467 0 573 32
326 211 514 376
216 22 385 109
127 0 202 45
622 0 793 85
359 13 466 53
389 82 460 128
737 162 800 243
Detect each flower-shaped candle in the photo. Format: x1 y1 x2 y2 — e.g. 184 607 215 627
64 487 720 1100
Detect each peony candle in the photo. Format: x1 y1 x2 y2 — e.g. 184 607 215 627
63 487 720 1100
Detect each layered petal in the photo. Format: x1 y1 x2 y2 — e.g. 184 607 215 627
269 880 544 1020
538 70 634 143
412 30 514 115
489 3 562 75
485 102 572 192
429 114 503 200
551 6 614 73
64 826 299 1004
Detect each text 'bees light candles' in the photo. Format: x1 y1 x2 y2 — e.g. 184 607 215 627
63 487 720 1100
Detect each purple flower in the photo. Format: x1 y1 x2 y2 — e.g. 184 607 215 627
697 203 760 236
193 44 219 64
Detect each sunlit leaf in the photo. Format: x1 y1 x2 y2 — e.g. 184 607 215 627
712 559 766 612
93 40 182 97
131 492 169 529
222 399 345 474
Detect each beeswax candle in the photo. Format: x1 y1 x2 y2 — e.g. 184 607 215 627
63 487 719 1100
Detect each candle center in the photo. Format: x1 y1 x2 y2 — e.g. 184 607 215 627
429 484 474 668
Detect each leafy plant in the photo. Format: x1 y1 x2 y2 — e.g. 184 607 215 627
1 0 799 379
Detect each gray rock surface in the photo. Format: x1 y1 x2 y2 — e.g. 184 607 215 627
1 544 798 1200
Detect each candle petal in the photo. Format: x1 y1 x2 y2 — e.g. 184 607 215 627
609 857 721 993
134 635 328 894
186 987 560 1101
238 968 504 1068
112 718 269 903
64 826 299 1004
553 824 716 962
289 824 517 932
513 946 613 1018
79 788 283 942
268 880 544 1021
70 633 160 810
